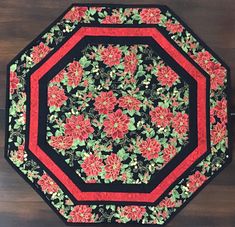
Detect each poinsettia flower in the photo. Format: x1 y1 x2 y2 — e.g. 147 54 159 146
51 69 66 83
103 109 130 139
105 153 121 181
68 205 94 223
101 45 122 67
124 52 138 74
101 14 122 24
211 122 226 145
10 71 19 94
48 86 67 108
193 51 226 90
16 144 25 163
64 7 88 22
213 98 227 124
140 8 161 24
159 197 176 208
172 113 188 135
206 61 226 90
81 154 104 177
121 206 146 220
94 91 117 114
118 95 141 111
49 135 73 150
64 115 94 141
37 173 59 194
188 171 207 193
139 138 161 160
195 51 212 64
67 61 83 87
165 20 184 34
163 145 177 163
31 42 50 64
150 106 173 127
156 65 179 87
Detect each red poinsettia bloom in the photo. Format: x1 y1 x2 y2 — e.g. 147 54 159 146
124 52 138 74
16 145 25 162
156 65 179 87
188 171 207 193
159 197 176 208
49 135 73 150
81 154 104 177
118 96 141 111
206 61 226 90
194 52 226 91
163 145 177 163
51 69 66 83
210 109 216 124
172 113 188 135
64 115 94 141
103 109 130 139
140 8 161 24
101 45 122 67
150 106 173 127
139 138 161 160
67 61 83 87
122 206 146 221
105 153 121 181
211 123 226 145
31 42 50 64
68 205 94 223
37 173 59 194
94 91 117 114
48 86 67 108
102 14 122 24
165 20 184 34
214 98 227 123
10 71 19 94
64 7 88 22
196 51 212 65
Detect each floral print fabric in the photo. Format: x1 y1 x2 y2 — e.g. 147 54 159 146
46 44 189 184
6 4 230 225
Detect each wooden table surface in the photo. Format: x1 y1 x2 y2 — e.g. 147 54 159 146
0 0 234 226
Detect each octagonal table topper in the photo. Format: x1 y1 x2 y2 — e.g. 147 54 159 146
5 4 231 226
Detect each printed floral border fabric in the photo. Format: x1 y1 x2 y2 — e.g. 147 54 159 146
5 4 231 225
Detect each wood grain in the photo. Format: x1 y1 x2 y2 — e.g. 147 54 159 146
0 1 234 226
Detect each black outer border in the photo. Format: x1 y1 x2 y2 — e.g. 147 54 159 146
4 3 232 226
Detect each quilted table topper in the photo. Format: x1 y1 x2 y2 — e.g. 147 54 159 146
5 4 231 226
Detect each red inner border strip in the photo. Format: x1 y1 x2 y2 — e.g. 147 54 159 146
29 27 207 203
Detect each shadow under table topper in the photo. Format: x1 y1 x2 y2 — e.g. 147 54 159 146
5 4 231 226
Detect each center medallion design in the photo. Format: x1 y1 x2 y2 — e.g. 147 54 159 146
46 43 189 184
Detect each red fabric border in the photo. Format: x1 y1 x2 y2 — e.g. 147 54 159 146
29 27 207 203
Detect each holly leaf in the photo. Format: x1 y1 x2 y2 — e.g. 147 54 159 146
73 139 85 146
117 148 129 160
128 118 136 131
10 64 17 72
